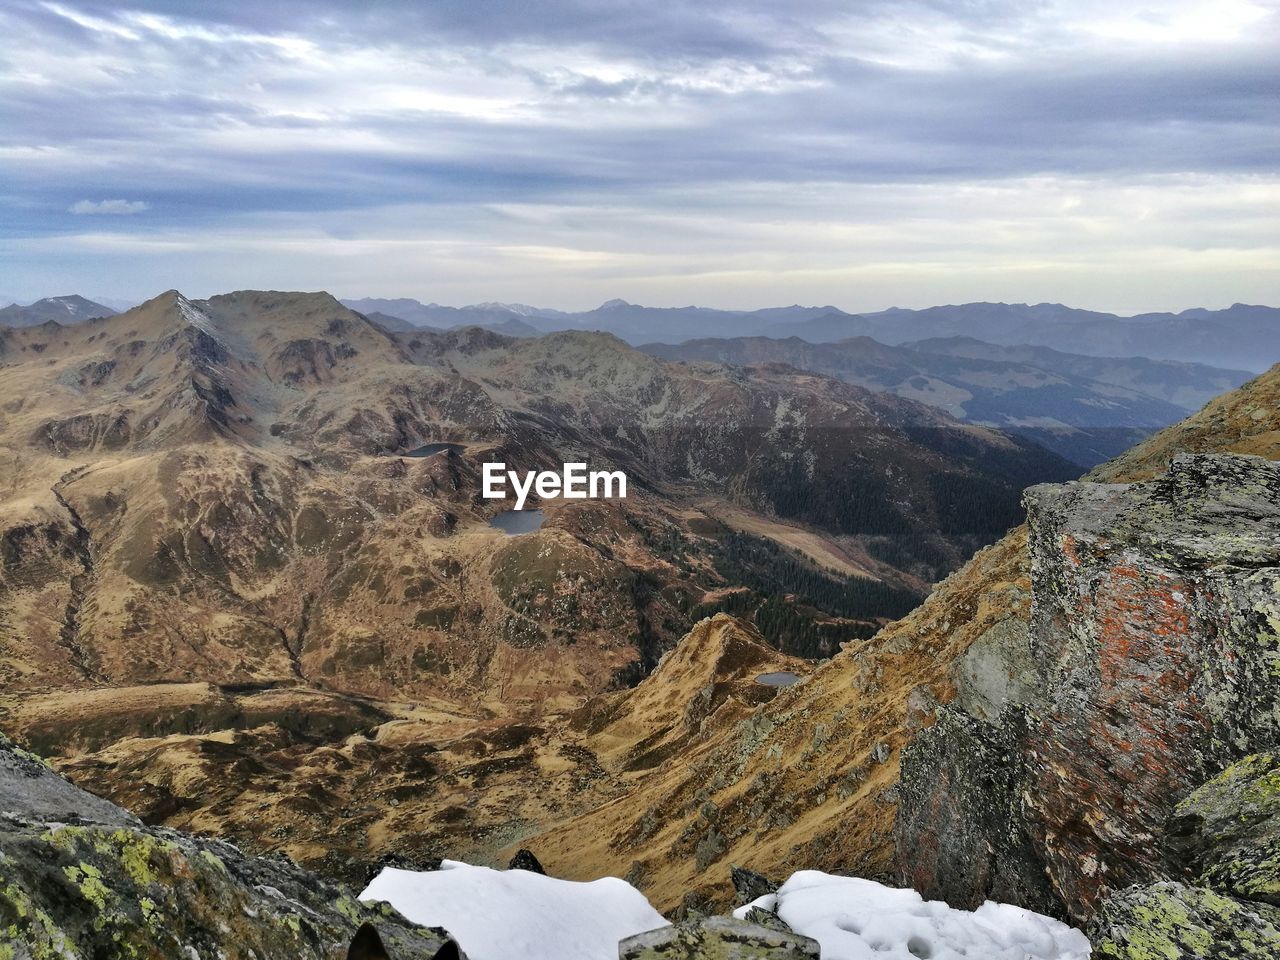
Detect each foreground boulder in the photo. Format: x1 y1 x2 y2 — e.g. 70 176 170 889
1023 453 1280 917
618 916 820 959
897 453 1280 926
0 733 461 959
1089 882 1280 959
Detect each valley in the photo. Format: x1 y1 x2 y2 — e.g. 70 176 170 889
0 288 1078 892
2 287 1278 958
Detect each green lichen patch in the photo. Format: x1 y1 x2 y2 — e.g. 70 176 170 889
1169 752 1280 906
1090 881 1280 960
620 915 819 959
2 815 459 960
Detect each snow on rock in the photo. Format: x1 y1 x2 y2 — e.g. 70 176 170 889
174 293 218 335
734 871 1091 960
359 860 669 960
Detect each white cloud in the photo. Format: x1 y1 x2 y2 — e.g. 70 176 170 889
2 1 1276 307
41 2 140 40
68 199 150 215
16 173 1276 314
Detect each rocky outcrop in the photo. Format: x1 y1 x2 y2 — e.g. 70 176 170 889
1167 752 1280 906
729 866 779 906
1088 882 1280 959
1024 453 1280 917
895 706 1058 916
896 453 1280 935
508 848 547 874
0 733 462 959
618 916 820 959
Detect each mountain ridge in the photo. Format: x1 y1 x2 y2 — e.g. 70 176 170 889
643 334 1248 467
17 292 1278 371
0 294 117 327
0 289 1080 888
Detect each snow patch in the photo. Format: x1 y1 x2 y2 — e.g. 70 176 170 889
359 860 668 960
735 872 1091 960
360 862 1089 960
174 294 218 336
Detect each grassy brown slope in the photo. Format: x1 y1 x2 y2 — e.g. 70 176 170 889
522 530 1031 911
518 362 1280 912
2 288 1086 888
1092 362 1280 481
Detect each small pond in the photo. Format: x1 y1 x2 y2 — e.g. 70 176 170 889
755 671 801 687
489 509 545 536
403 442 465 458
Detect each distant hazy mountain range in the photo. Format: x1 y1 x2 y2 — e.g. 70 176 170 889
0 295 117 326
778 302 1280 372
13 294 1275 373
340 296 841 342
336 297 1279 372
341 297 545 337
903 337 1247 411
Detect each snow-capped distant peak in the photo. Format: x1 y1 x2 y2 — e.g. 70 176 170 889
598 299 632 310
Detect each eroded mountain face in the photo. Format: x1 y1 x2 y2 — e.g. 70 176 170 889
0 289 1077 886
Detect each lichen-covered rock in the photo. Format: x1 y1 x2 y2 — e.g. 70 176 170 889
949 616 1039 723
618 916 820 959
894 706 1058 916
0 731 134 829
1022 453 1280 918
729 866 778 907
895 453 1280 927
1168 752 1280 906
1089 881 1280 959
738 907 794 936
0 733 462 960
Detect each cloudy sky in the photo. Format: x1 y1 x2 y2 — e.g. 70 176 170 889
1 0 1277 311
